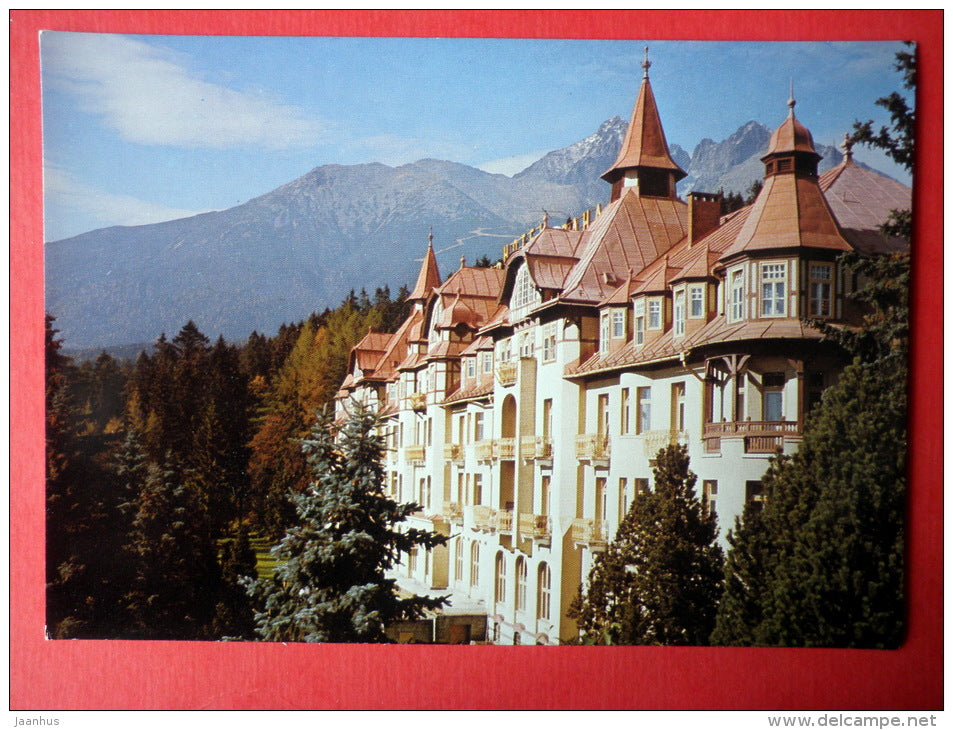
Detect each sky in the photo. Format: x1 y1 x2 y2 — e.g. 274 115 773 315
40 34 913 242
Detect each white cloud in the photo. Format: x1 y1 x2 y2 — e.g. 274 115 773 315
44 165 211 240
41 32 330 150
476 151 548 177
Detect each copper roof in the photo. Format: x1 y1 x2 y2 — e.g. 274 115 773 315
764 109 820 159
819 158 912 254
560 189 687 303
721 171 851 258
407 243 442 301
602 76 686 183
443 377 494 405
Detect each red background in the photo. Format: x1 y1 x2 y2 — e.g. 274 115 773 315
10 10 943 710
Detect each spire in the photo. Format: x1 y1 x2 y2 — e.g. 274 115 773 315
787 78 796 117
602 47 685 201
407 230 442 302
840 132 855 162
762 87 821 176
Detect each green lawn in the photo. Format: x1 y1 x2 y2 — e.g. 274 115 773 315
249 534 280 579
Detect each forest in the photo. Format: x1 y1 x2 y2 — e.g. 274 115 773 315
45 285 412 640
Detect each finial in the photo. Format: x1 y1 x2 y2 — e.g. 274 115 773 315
428 226 433 248
840 132 854 161
787 79 796 117
542 210 549 227
642 46 651 79
460 255 466 269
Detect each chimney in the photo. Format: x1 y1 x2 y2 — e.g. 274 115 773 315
688 192 722 247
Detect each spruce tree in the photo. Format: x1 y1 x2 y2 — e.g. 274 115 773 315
571 444 723 645
250 406 448 643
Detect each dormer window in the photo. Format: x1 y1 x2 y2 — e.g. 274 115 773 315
599 312 610 354
729 268 746 322
634 299 645 345
466 357 475 379
648 298 662 330
673 289 685 337
510 264 541 321
760 262 787 317
689 285 705 319
809 263 834 317
612 310 625 339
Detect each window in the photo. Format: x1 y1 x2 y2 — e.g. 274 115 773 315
470 542 480 587
466 357 475 379
809 263 834 317
671 382 686 432
761 263 787 316
618 477 629 519
674 289 685 336
600 313 610 354
634 298 645 345
408 547 418 573
612 309 625 338
762 372 784 422
730 269 745 322
474 412 484 441
620 388 631 435
542 398 553 442
454 539 464 581
595 477 607 524
690 285 705 318
537 563 551 621
515 557 528 612
746 480 765 512
635 478 650 497
702 480 718 518
511 264 540 318
473 474 483 505
482 351 493 374
648 299 662 330
597 394 610 437
637 387 652 434
541 475 551 515
542 323 556 362
519 331 533 358
495 552 507 604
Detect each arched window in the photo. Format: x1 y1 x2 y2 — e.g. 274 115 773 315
470 542 480 587
495 552 507 604
510 264 541 320
537 563 551 621
515 556 528 612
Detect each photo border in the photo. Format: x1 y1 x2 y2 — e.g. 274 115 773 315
10 9 943 710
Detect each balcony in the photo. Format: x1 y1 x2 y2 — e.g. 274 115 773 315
443 502 463 522
443 443 464 462
570 518 608 550
703 420 800 454
409 392 426 412
518 513 552 542
641 429 688 459
497 437 516 461
403 444 425 464
496 361 517 386
468 504 498 532
496 509 514 533
475 439 495 462
519 436 552 463
575 433 610 466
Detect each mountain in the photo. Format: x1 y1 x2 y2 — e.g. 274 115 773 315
45 117 870 350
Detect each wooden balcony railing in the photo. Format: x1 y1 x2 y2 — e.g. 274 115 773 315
475 439 495 462
575 433 610 463
642 429 687 459
443 502 463 522
403 444 425 463
496 361 517 386
703 420 800 454
443 443 464 462
519 436 552 461
496 509 514 533
570 518 608 549
518 513 552 541
468 505 498 532
497 437 516 461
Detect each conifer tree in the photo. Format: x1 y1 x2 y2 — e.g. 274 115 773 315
212 528 259 640
571 445 723 645
250 406 448 643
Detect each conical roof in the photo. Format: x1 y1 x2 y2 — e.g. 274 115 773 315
762 92 821 160
602 55 686 184
407 236 442 302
